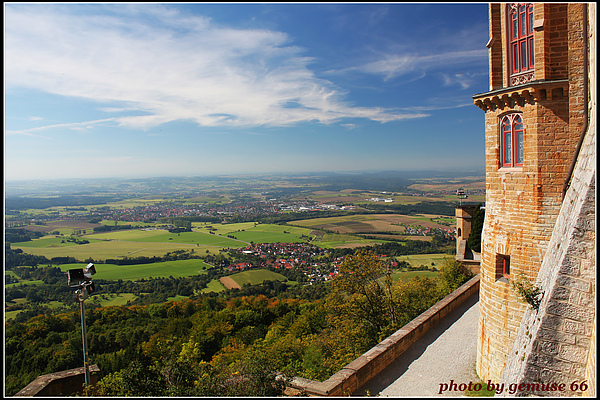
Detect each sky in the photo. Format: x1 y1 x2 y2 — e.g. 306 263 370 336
4 2 490 181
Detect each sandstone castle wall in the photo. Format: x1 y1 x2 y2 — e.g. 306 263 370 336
474 3 594 389
500 5 596 396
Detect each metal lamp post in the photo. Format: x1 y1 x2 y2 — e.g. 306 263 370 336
456 187 468 206
68 263 96 386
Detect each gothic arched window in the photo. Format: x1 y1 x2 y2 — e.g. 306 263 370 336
508 3 534 85
500 114 524 167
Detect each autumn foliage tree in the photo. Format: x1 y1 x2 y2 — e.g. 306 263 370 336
6 252 474 396
330 250 398 333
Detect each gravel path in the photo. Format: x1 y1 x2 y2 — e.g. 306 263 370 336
354 293 480 397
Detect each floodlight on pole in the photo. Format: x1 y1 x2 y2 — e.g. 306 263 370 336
67 262 97 386
457 188 468 206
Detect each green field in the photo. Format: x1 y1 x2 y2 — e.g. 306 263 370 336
396 253 452 270
201 269 289 294
5 309 22 321
5 300 67 322
6 279 45 288
5 270 19 279
201 279 227 293
94 293 139 306
229 269 288 286
194 222 314 244
11 223 316 262
88 229 243 247
58 259 211 281
11 239 212 261
95 199 168 209
12 236 105 248
312 233 385 249
99 220 157 228
391 270 439 283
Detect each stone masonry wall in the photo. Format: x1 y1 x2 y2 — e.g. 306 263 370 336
500 5 595 396
476 3 588 384
499 93 595 397
476 82 574 384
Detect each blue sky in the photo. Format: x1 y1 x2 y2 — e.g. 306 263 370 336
4 3 490 181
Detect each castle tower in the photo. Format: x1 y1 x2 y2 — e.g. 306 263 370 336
454 204 481 275
472 3 593 385
455 204 476 255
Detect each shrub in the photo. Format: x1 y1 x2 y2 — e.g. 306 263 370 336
510 273 543 311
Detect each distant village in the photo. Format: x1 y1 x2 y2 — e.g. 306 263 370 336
14 187 484 228
225 242 341 284
226 242 406 285
18 199 354 226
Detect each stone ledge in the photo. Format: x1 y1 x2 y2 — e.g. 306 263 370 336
288 275 480 396
15 365 100 397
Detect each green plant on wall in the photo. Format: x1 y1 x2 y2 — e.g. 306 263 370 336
510 273 544 311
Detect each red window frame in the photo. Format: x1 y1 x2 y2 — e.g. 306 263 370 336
509 4 534 76
503 255 511 278
495 253 511 280
500 114 524 167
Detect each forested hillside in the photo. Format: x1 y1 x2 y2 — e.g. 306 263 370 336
5 253 472 396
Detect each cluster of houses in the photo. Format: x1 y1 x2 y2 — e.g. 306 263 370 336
278 202 358 212
228 242 345 284
366 197 394 203
226 242 410 285
49 198 350 224
404 225 456 239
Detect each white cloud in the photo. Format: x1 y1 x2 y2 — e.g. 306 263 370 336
5 4 424 130
333 49 488 82
5 118 116 136
440 71 484 89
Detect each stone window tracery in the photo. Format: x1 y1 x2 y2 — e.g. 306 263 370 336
500 113 524 167
508 3 534 86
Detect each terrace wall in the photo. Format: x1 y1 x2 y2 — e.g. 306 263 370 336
287 275 480 396
14 365 100 397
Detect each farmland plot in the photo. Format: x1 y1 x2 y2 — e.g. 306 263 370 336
193 222 314 244
58 259 211 280
206 269 288 293
289 214 452 234
11 239 215 261
86 228 243 247
229 269 288 286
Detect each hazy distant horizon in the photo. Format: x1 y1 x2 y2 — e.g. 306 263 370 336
5 3 488 182
4 167 486 185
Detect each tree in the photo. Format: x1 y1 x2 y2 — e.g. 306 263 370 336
120 356 166 396
467 203 485 252
388 276 440 337
330 250 398 334
436 257 473 296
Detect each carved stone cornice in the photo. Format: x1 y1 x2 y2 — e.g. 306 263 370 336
473 79 569 111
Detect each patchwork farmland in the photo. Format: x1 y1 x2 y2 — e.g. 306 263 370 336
288 213 454 239
10 223 316 261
